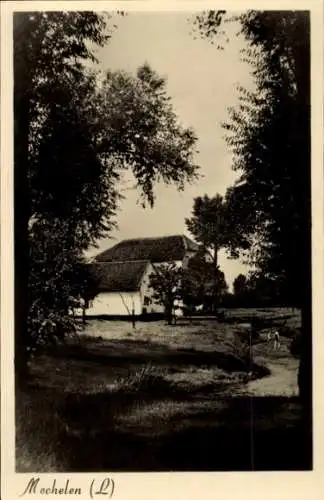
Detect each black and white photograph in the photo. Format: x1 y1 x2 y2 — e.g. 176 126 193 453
1 1 323 492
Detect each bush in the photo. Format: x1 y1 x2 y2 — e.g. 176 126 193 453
113 364 173 396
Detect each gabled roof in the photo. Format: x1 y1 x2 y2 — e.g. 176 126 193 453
94 235 199 264
90 260 150 292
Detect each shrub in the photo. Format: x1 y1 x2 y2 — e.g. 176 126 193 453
113 364 173 396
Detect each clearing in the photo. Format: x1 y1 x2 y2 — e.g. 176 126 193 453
16 308 311 472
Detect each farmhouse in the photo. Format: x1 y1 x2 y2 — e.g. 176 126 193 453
87 260 159 316
94 234 199 267
86 235 200 317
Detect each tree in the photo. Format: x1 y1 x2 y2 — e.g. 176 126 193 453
233 274 247 298
193 11 311 406
97 64 199 207
181 254 209 314
14 11 114 383
193 11 310 301
184 255 229 313
27 64 198 344
28 218 103 349
185 194 248 312
232 273 249 307
148 263 183 325
14 13 199 382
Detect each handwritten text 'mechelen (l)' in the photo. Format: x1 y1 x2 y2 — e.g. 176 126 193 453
20 477 82 496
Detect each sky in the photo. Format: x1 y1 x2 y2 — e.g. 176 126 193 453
87 12 255 289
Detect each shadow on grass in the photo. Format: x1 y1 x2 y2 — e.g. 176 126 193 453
62 397 311 472
44 340 269 377
16 386 311 472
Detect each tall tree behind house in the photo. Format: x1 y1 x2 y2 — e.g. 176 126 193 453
186 194 249 312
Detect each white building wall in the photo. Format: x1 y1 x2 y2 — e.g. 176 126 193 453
86 258 193 317
86 291 142 316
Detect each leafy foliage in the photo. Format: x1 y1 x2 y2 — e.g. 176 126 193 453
181 255 228 313
14 12 199 363
185 194 248 310
148 263 184 324
186 195 227 260
97 64 199 207
193 10 311 402
193 10 310 307
231 272 284 308
186 194 250 259
14 12 116 373
233 274 248 297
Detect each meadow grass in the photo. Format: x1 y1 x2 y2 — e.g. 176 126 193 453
16 309 305 471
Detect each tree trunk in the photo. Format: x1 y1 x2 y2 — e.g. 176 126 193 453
296 13 312 465
131 309 136 329
14 94 31 387
165 303 173 325
212 247 218 315
14 15 32 387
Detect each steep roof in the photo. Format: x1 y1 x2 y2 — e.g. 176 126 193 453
94 235 199 264
90 260 149 292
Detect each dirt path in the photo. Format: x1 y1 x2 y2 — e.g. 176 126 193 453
238 357 299 397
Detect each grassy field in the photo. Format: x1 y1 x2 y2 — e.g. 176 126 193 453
16 308 311 472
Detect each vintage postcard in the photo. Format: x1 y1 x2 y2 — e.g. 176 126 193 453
1 1 324 499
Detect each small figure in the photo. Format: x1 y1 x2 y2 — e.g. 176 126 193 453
273 330 280 350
